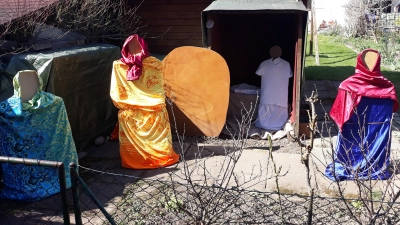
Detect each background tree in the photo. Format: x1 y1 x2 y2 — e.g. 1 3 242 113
0 0 146 58
344 0 392 39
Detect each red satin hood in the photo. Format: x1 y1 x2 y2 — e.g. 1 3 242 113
329 49 398 130
120 34 150 81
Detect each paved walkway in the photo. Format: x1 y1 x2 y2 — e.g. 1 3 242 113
79 80 400 198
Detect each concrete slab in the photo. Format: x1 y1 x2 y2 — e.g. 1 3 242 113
305 80 328 91
138 143 400 200
331 81 342 89
305 80 337 92
327 90 338 98
315 90 331 99
304 80 318 90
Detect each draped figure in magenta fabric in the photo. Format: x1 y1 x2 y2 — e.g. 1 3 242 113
326 49 398 181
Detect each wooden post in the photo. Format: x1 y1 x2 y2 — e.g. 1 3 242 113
312 0 320 65
293 13 304 137
309 0 314 56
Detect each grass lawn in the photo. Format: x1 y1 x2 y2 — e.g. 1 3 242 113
305 35 400 101
305 35 358 81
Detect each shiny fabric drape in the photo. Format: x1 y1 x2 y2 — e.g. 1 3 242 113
330 49 398 131
120 34 150 81
110 58 179 169
325 97 393 181
0 71 78 201
326 49 397 181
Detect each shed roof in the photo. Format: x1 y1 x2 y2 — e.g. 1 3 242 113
0 0 58 24
203 0 307 12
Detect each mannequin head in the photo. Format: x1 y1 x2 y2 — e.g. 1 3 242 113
361 50 378 71
127 37 142 55
19 71 39 103
270 45 282 59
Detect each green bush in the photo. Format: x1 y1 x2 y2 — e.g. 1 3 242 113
333 31 400 71
379 30 400 70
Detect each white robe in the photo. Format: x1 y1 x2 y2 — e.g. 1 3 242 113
255 57 293 131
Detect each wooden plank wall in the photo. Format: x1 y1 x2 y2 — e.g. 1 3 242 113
128 0 214 54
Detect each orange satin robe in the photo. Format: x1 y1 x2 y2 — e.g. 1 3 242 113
110 57 179 169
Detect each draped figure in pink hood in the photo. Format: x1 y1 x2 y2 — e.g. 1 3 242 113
326 49 398 181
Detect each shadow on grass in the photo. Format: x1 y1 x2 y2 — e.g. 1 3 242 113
382 70 400 83
305 66 355 81
308 55 355 65
319 51 356 55
306 66 400 80
316 53 356 59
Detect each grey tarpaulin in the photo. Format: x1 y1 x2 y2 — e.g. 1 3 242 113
5 44 121 152
0 65 12 99
0 75 13 103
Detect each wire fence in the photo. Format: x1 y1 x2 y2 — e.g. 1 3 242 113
2 155 400 224
69 164 400 225
0 156 70 225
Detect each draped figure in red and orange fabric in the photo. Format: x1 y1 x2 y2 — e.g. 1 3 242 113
110 35 179 169
326 49 398 181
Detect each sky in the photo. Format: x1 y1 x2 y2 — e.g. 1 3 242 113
314 0 348 26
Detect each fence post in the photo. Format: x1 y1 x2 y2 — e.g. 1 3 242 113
76 174 118 225
0 157 72 224
57 163 70 225
307 189 314 225
70 162 82 225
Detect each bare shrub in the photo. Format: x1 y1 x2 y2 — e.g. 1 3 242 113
343 0 367 38
161 97 289 224
293 88 400 224
0 0 146 57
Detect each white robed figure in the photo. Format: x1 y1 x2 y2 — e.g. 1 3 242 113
255 46 292 131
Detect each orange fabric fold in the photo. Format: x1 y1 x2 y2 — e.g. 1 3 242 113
110 57 179 169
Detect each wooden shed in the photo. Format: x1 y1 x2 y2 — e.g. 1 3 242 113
128 0 214 54
129 0 310 137
201 0 310 136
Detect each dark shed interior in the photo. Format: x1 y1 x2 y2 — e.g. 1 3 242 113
202 3 308 133
207 12 302 104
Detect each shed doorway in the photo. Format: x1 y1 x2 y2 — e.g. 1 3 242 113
202 9 308 136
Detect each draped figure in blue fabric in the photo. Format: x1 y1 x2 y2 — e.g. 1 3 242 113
0 70 78 201
326 49 398 181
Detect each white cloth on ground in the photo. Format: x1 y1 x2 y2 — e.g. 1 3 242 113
223 118 292 140
255 104 289 130
230 83 260 95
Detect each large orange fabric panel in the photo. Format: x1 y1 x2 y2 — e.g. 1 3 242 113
163 46 230 137
110 57 179 169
